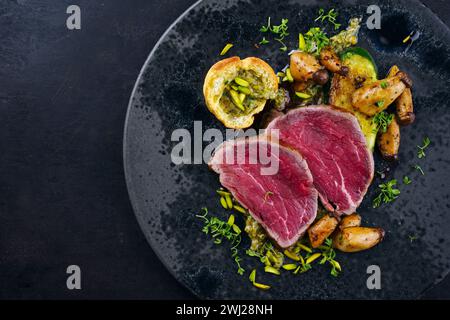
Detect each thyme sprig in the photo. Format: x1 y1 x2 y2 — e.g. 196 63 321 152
196 208 244 275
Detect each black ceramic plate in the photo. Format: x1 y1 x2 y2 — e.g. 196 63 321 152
124 0 450 299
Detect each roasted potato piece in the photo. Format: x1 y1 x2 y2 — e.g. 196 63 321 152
333 227 385 252
351 73 411 116
339 213 362 230
377 117 400 161
319 46 349 76
308 215 339 248
290 51 321 82
387 65 415 125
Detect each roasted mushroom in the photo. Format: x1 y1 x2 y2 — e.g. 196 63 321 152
319 46 349 76
387 65 415 125
351 72 412 116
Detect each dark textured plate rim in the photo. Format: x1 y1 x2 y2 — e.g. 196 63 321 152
123 0 450 299
123 0 204 298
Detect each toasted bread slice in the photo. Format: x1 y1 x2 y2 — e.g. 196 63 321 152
203 57 278 129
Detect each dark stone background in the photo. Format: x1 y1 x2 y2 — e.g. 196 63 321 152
0 0 448 299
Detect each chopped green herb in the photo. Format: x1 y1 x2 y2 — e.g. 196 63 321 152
373 179 400 208
380 81 389 89
220 43 234 56
417 136 431 159
318 238 341 277
260 17 271 33
372 111 394 133
376 100 385 108
259 37 269 45
259 17 289 52
408 235 418 243
403 176 412 185
196 208 245 275
413 164 425 175
271 18 289 39
315 8 341 30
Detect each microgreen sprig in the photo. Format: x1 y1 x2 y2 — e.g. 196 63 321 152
372 111 394 133
373 179 401 208
417 137 431 159
315 8 341 30
196 208 245 275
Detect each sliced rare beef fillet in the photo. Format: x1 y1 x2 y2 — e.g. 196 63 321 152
209 136 318 248
266 105 374 215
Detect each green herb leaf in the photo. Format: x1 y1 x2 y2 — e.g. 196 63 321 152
315 8 341 30
413 164 425 175
260 17 271 33
372 111 394 133
373 179 400 208
376 100 385 108
417 136 431 159
259 37 269 45
303 27 330 55
403 176 412 185
380 81 389 89
196 208 245 275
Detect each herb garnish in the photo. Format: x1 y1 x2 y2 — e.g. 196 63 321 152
417 136 431 159
408 235 418 243
373 179 401 208
259 37 269 45
196 208 245 275
315 8 341 30
380 81 389 89
318 238 341 277
372 111 394 133
259 17 289 51
403 176 412 185
376 100 385 108
303 27 330 55
413 164 425 175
